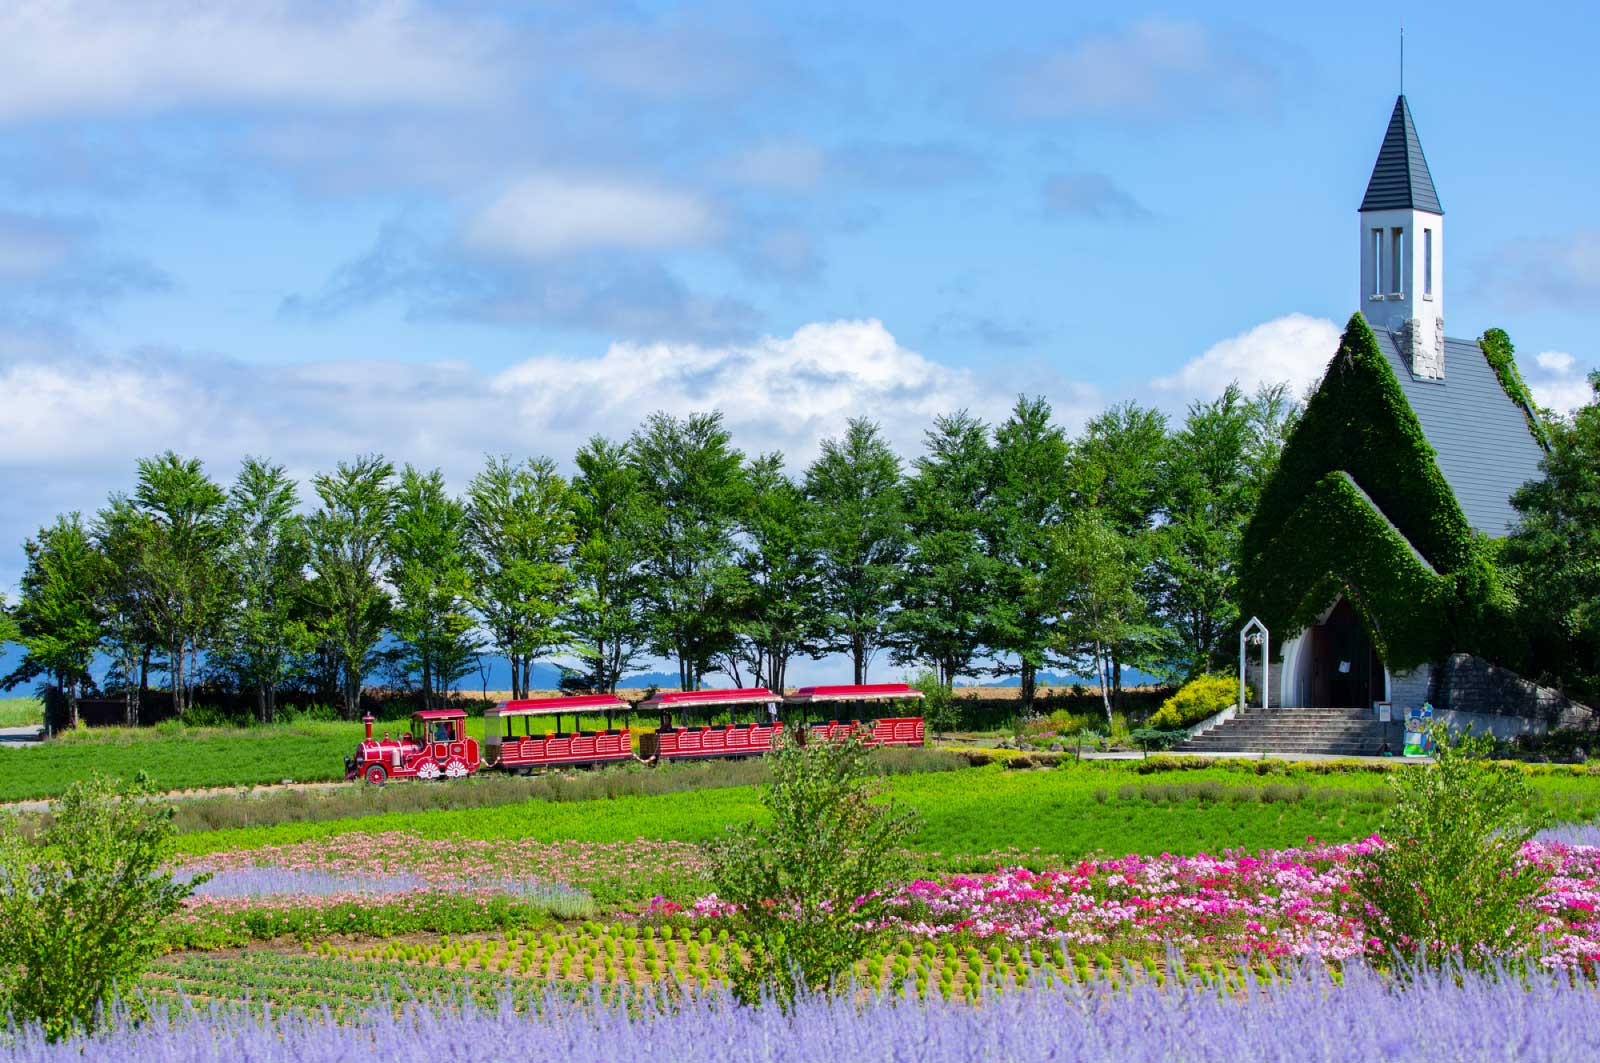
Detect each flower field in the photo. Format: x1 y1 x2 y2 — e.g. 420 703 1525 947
35 963 1600 1062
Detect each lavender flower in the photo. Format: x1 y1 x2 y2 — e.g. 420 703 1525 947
8 963 1600 1061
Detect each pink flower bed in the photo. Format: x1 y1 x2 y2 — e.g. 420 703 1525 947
677 836 1600 968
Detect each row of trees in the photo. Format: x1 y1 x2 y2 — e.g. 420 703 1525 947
2 387 1298 725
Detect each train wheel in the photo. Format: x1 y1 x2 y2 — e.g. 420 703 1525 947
363 763 388 786
444 760 468 779
416 761 442 781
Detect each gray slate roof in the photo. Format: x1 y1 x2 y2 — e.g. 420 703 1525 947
1371 331 1545 536
1360 95 1443 214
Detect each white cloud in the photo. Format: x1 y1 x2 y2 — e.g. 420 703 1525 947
1153 313 1340 401
1525 349 1595 417
727 141 828 191
0 0 500 120
463 176 720 260
1536 350 1575 374
1004 17 1277 121
0 320 1080 592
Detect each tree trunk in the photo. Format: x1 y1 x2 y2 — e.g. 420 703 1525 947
1095 641 1113 725
170 640 186 719
852 635 865 685
1020 660 1037 712
257 684 269 724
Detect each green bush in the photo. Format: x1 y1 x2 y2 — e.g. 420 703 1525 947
708 728 918 1008
1148 673 1237 730
1351 728 1552 970
0 774 205 1039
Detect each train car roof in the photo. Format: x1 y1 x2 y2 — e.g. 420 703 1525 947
412 708 469 720
486 694 630 718
785 684 925 703
639 688 779 710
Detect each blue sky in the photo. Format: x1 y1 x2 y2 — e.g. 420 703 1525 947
1 1 1596 683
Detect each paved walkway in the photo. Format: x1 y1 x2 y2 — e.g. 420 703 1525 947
0 725 44 747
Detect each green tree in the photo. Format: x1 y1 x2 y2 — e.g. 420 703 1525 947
1352 729 1552 969
0 774 205 1039
0 595 16 647
802 418 907 685
709 729 918 1008
726 454 822 691
305 455 395 720
630 412 746 690
127 452 230 718
983 396 1070 709
93 500 157 725
389 466 478 709
1045 511 1151 723
219 458 310 722
3 516 105 728
893 412 993 687
1152 383 1298 679
567 437 650 693
1504 372 1600 702
1066 403 1170 705
464 456 575 699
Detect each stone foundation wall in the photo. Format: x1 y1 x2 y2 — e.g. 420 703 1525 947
1433 653 1596 731
1387 665 1433 713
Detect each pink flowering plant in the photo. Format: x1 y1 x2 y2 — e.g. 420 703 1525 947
669 836 1600 972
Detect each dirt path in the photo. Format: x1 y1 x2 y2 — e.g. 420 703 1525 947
1 778 351 814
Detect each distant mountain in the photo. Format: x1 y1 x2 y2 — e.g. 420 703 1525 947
957 668 1163 689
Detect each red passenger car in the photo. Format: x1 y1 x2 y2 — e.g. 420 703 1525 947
345 708 481 784
785 684 926 747
637 688 783 761
483 694 633 771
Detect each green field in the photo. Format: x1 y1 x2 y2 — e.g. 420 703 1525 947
0 697 42 729
176 761 1600 866
0 711 665 802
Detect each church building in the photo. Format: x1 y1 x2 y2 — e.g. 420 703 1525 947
1232 94 1591 742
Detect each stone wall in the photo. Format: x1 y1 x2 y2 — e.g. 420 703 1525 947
1432 653 1596 731
1388 665 1432 713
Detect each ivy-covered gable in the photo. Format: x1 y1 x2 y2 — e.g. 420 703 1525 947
1239 313 1510 670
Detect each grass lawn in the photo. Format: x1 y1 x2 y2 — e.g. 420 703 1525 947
176 761 1600 865
0 697 42 728
0 711 665 802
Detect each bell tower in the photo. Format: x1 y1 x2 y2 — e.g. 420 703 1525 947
1359 95 1445 379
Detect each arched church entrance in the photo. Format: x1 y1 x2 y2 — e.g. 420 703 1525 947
1308 598 1385 708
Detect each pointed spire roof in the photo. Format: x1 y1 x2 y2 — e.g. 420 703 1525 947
1360 95 1443 214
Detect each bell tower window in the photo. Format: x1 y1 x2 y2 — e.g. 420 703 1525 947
1371 228 1383 297
1389 227 1404 294
1424 228 1433 297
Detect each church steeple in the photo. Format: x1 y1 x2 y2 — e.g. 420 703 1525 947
1359 94 1446 379
1360 95 1443 214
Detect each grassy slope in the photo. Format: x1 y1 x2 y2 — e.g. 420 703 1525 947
0 697 42 728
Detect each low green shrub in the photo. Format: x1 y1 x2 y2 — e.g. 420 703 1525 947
1351 729 1552 970
1147 674 1238 731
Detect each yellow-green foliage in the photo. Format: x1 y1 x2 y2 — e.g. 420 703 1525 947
1149 674 1237 730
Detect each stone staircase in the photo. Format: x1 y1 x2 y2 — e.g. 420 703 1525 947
1175 707 1401 757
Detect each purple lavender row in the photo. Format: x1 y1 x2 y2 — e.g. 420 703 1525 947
174 867 590 904
9 963 1600 1062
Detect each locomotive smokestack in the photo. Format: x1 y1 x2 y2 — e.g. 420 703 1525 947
362 713 375 740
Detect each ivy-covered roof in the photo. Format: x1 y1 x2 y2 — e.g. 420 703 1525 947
1371 331 1547 537
1239 314 1513 670
1360 95 1443 214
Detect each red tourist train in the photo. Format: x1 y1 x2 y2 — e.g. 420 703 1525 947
346 683 926 783
344 708 481 785
483 694 634 772
785 684 927 747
